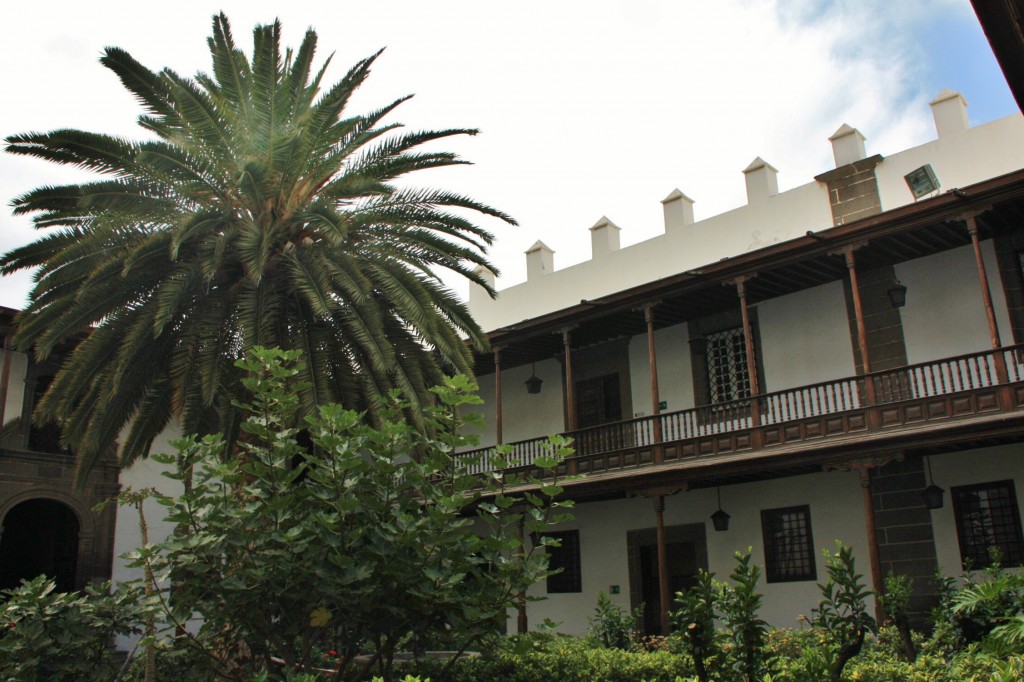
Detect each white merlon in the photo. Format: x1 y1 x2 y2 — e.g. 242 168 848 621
930 89 969 137
589 216 622 259
829 124 867 167
661 189 695 231
467 265 497 308
743 156 779 203
525 240 555 279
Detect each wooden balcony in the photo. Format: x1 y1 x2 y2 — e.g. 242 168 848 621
458 345 1024 491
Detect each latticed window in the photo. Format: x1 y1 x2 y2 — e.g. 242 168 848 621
544 530 582 593
705 327 751 404
761 505 817 583
952 480 1024 568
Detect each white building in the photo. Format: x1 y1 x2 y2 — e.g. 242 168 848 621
456 92 1024 635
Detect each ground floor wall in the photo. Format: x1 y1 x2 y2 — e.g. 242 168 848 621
519 467 872 636
519 442 1024 637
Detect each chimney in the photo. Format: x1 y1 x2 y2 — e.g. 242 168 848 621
661 189 695 231
930 89 969 137
525 240 555 279
589 216 621 259
743 157 779 203
829 124 866 167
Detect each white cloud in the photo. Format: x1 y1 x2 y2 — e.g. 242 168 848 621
0 0 998 308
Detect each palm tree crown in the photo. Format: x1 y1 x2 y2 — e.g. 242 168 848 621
3 14 513 481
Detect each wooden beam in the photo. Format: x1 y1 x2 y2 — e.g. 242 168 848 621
644 304 664 463
562 329 576 431
654 495 671 635
491 346 499 446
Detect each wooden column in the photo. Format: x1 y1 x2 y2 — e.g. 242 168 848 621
732 277 762 441
964 214 1010 387
857 467 886 623
840 245 877 405
494 346 503 445
644 304 664 463
562 329 576 431
654 495 671 635
516 516 528 633
562 329 578 474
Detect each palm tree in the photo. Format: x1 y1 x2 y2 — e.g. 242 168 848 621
2 14 513 483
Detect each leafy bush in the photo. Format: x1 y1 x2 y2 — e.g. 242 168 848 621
587 592 644 650
126 347 573 681
720 549 768 682
671 569 718 682
0 576 148 681
414 635 691 682
813 541 875 682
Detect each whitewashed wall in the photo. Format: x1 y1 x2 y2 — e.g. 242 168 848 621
896 241 1012 364
757 281 856 392
463 357 565 449
928 443 1024 576
111 422 185 649
627 323 695 418
0 350 27 426
523 468 872 636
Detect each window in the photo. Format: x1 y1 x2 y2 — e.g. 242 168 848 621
952 480 1024 569
543 530 582 593
705 327 751 404
761 505 816 583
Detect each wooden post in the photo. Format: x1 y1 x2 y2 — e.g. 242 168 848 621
733 277 762 442
563 329 576 431
965 215 1009 384
562 329 578 474
842 246 877 405
858 467 887 623
654 495 671 635
644 304 664 463
517 516 528 633
494 346 503 445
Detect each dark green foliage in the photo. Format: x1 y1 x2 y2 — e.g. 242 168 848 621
3 13 516 484
947 550 1024 656
126 347 572 682
813 541 875 682
879 571 916 661
587 592 644 650
671 569 718 682
0 576 149 681
720 549 769 682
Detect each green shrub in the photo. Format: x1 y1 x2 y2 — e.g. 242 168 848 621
672 569 718 682
587 591 644 650
413 636 691 682
813 542 875 682
0 576 148 681
720 549 768 682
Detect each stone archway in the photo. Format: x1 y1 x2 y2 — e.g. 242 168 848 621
0 498 80 592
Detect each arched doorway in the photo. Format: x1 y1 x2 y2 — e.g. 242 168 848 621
0 499 80 592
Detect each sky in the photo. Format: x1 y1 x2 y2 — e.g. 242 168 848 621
0 0 1018 309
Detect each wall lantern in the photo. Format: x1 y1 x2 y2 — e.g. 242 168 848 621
922 455 945 510
887 281 908 308
711 487 731 532
904 164 941 200
525 362 543 395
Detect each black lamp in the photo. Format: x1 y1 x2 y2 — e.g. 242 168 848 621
525 362 543 395
711 487 731 532
922 456 945 510
887 281 908 308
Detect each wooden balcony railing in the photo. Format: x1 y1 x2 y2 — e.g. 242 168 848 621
457 345 1024 475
